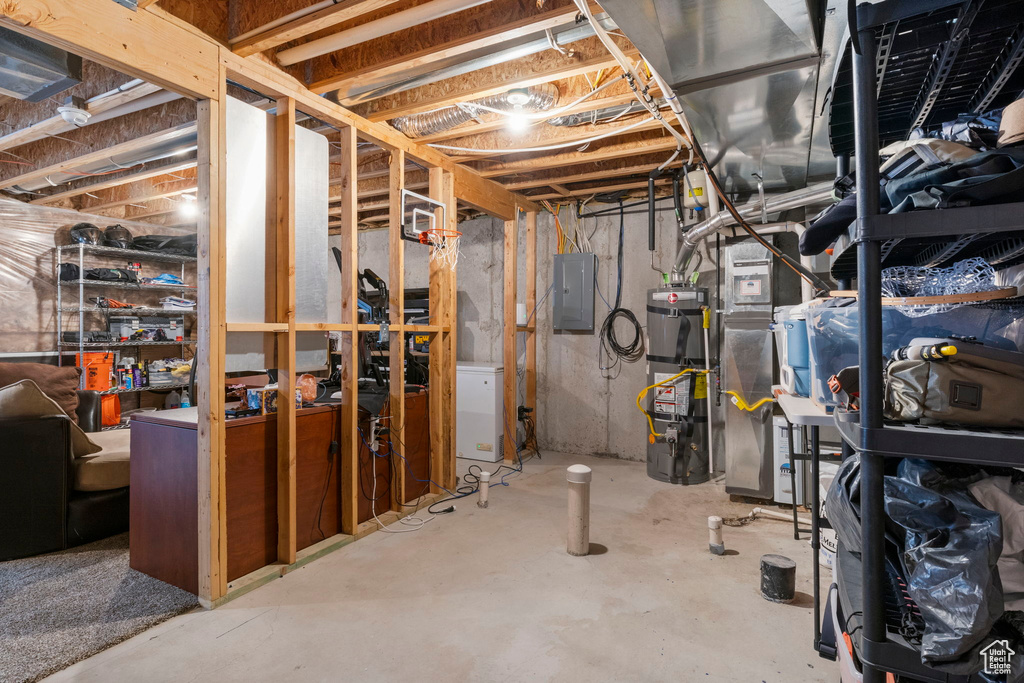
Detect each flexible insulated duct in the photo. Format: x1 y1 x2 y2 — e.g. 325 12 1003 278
390 84 558 138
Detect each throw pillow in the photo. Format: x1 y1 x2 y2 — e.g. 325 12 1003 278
0 380 101 456
0 362 82 423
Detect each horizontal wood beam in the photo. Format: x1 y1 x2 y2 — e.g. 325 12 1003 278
502 159 682 190
30 160 197 206
0 0 219 99
477 134 682 178
414 88 642 143
446 116 672 163
347 36 636 121
310 4 586 95
0 122 197 192
83 180 197 214
231 0 404 58
221 50 539 218
526 177 671 200
0 82 164 154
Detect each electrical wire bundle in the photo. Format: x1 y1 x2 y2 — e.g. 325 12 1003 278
599 202 645 377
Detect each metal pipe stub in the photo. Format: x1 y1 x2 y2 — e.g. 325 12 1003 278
760 554 797 603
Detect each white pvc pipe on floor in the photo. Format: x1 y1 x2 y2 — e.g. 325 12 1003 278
276 0 496 66
566 464 592 556
477 471 490 508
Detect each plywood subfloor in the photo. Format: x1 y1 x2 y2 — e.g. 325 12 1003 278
45 452 832 682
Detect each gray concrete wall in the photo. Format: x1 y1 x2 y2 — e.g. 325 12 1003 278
351 215 506 363
351 206 722 464
530 206 722 462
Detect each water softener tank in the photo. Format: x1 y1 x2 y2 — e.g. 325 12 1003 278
645 283 709 485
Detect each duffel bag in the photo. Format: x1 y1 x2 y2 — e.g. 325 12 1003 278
885 338 1024 428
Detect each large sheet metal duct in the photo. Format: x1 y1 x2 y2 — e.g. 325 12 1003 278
597 0 844 193
0 26 82 102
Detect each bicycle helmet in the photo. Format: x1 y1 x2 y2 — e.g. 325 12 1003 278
104 224 134 249
69 222 103 245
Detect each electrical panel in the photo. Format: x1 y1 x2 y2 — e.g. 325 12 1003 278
553 253 596 331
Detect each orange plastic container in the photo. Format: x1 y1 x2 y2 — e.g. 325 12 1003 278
101 394 121 427
76 352 115 391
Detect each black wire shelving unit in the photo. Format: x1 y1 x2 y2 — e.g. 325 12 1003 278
827 1 1024 681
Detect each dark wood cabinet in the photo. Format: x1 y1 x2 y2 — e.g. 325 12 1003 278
129 392 431 594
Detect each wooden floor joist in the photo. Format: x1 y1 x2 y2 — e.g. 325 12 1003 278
477 134 683 178
230 0 405 58
309 4 587 96
347 37 638 122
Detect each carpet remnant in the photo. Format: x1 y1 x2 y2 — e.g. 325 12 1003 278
0 533 197 682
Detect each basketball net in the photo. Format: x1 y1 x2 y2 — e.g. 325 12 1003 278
419 228 461 270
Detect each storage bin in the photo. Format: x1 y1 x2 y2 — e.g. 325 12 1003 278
805 298 1024 408
76 351 114 391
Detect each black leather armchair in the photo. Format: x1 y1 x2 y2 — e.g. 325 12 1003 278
0 391 129 561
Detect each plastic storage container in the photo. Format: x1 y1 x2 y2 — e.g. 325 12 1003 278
805 298 1024 408
773 304 812 397
76 351 114 391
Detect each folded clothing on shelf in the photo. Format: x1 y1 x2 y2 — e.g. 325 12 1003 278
159 296 195 310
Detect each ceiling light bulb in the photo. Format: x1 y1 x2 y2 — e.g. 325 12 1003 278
506 89 531 106
179 201 198 218
507 113 529 132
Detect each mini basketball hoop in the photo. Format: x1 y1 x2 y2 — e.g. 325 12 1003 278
419 228 462 270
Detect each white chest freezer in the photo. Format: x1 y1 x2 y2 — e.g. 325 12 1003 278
456 362 504 462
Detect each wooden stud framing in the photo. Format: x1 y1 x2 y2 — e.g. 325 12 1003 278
338 125 361 536
275 97 298 565
502 215 518 463
0 1 219 99
388 149 407 509
196 57 228 606
524 211 538 418
436 171 458 490
4 0 539 604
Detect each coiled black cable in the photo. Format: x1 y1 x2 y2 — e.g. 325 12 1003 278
600 307 645 365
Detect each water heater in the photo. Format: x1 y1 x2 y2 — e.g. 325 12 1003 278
644 283 709 485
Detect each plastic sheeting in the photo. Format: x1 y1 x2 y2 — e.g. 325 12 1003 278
0 198 195 354
805 297 1024 407
826 456 1016 673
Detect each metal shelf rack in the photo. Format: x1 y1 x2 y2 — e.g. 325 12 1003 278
828 1 1024 681
62 306 197 316
55 242 196 404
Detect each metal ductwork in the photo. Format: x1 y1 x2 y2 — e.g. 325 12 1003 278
391 84 559 138
0 26 82 102
7 125 197 195
672 181 836 275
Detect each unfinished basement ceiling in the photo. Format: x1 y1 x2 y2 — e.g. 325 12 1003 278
598 0 837 193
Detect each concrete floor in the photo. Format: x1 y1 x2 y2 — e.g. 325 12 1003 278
47 452 833 682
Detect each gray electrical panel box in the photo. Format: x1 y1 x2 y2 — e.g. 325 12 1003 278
553 252 596 331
